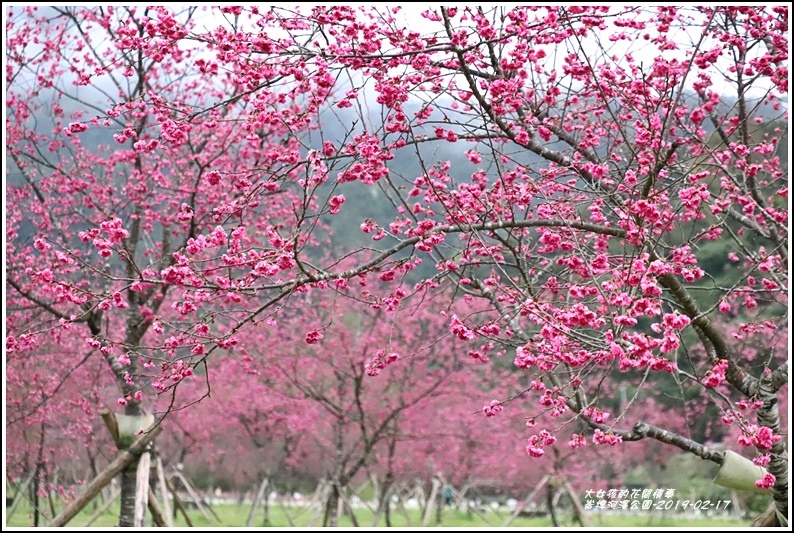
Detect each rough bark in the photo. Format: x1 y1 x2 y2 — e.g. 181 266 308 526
147 487 167 527
323 483 340 527
755 363 788 526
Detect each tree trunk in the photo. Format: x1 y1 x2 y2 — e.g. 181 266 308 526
342 486 359 527
435 484 443 525
118 401 143 527
86 452 101 510
32 465 41 527
323 484 340 527
118 460 140 526
33 426 46 527
263 486 270 525
372 481 393 527
751 502 783 527
547 481 559 528
46 468 58 520
755 364 788 526
324 418 345 528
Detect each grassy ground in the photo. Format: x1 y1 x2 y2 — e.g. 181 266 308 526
5 498 749 528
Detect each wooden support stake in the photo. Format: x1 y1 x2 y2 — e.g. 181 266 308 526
371 483 392 527
501 474 550 527
173 471 217 523
133 450 151 527
415 482 426 509
147 486 167 527
341 485 359 527
281 498 297 528
349 479 375 513
562 479 592 527
165 477 193 527
455 482 470 508
436 474 493 526
336 485 344 525
84 487 120 526
308 480 329 527
392 482 413 524
83 489 121 527
48 425 162 527
369 472 379 510
6 472 35 520
421 478 440 527
245 477 269 527
101 409 120 446
155 455 173 527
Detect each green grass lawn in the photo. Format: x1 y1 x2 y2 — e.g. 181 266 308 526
5 497 749 528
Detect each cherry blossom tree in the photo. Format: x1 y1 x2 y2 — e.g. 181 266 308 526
156 354 313 494
5 329 118 525
230 291 501 527
6 5 788 526
5 4 324 525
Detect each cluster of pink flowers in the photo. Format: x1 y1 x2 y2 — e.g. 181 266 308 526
415 232 445 253
215 336 238 350
133 138 160 152
337 132 393 184
449 314 477 341
78 218 130 258
365 349 400 377
482 400 503 417
526 430 556 457
305 329 324 344
592 429 622 446
433 127 459 143
677 184 711 221
328 194 345 215
160 265 200 287
33 238 51 252
703 359 728 388
176 203 194 222
63 121 88 137
755 473 776 490
381 287 407 315
738 424 782 450
514 344 537 369
168 360 194 382
539 387 568 417
117 389 143 406
583 406 610 424
109 291 129 309
753 454 772 467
